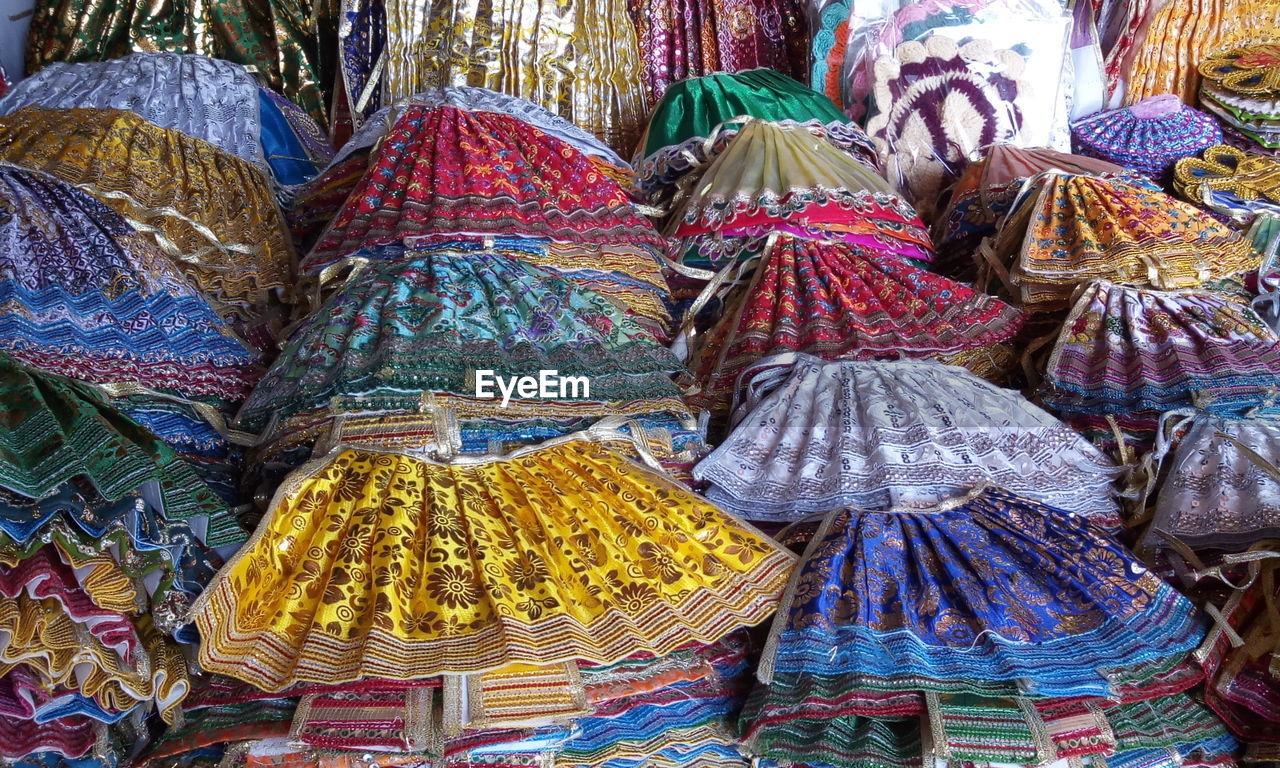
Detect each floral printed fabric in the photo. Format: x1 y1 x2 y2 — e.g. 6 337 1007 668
762 486 1205 697
1005 173 1258 308
626 0 809 105
297 235 673 343
236 247 684 434
935 145 1131 277
193 439 793 691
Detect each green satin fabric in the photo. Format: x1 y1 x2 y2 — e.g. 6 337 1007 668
24 0 332 123
641 68 849 157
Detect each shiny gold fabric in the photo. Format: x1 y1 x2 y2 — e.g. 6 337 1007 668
0 107 296 315
1175 145 1280 205
378 0 647 151
194 437 792 691
1123 0 1280 104
24 0 330 123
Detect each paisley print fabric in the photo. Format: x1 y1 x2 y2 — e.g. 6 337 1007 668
626 0 809 105
0 165 261 407
998 173 1258 309
689 234 1023 417
694 355 1122 526
297 236 671 337
23 0 329 122
0 107 295 316
759 486 1205 696
236 247 683 434
256 90 326 189
193 438 793 690
1043 281 1280 415
307 106 664 268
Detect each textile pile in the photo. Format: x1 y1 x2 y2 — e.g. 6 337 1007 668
0 1 1276 767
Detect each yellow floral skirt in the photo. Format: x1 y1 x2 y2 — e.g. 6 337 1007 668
194 437 792 691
